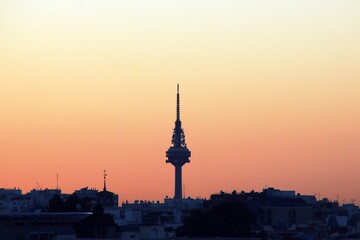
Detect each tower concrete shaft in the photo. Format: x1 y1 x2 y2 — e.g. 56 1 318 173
166 84 191 199
175 166 182 199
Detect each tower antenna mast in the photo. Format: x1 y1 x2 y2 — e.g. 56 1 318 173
103 169 108 191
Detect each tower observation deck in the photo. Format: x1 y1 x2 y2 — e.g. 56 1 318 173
166 84 191 199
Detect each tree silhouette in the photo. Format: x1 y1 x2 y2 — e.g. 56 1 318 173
65 193 82 211
48 194 66 212
48 193 93 212
75 204 117 238
177 202 254 237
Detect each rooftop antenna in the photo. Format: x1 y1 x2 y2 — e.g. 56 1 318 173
103 169 107 191
56 173 59 190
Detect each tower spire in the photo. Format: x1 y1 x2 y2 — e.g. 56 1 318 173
177 84 180 121
103 169 107 191
172 84 186 148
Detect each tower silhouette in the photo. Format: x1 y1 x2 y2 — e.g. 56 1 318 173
166 84 191 199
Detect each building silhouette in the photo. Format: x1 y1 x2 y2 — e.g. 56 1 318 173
166 84 191 199
97 170 118 208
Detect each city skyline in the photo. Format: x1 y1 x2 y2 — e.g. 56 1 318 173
1 1 360 203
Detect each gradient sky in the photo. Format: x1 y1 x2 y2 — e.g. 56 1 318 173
0 1 360 204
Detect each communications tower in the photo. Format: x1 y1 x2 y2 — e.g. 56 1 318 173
166 84 191 199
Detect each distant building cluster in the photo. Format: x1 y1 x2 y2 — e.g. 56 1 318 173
209 187 360 239
0 186 118 214
1 186 360 239
0 186 203 239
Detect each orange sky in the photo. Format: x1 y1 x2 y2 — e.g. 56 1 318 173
0 1 360 204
